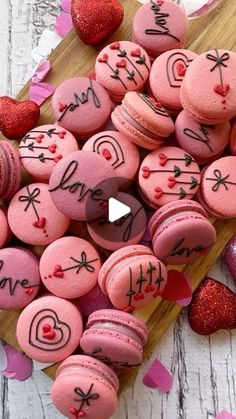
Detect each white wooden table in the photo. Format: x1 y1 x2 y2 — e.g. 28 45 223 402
0 1 235 418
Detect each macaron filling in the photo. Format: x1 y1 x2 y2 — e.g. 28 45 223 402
89 322 143 346
118 106 163 140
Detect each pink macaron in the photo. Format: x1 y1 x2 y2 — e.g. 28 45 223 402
138 146 201 209
40 236 101 299
149 49 198 114
82 130 140 189
80 309 148 367
0 207 11 248
230 119 236 155
19 124 79 181
149 200 217 265
98 245 167 313
198 156 236 218
49 150 118 221
132 1 188 60
51 355 119 419
16 295 83 363
0 247 41 310
87 192 146 251
175 110 230 164
112 92 174 150
0 141 21 200
95 41 151 103
180 49 236 124
8 182 70 245
51 77 112 138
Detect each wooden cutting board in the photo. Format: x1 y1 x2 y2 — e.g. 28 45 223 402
0 0 235 394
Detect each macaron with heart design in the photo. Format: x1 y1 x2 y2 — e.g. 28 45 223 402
180 49 236 124
51 355 119 419
82 130 140 190
138 146 201 209
8 183 70 245
175 110 230 164
0 207 11 248
98 245 167 313
148 200 216 265
111 92 174 150
132 0 188 60
95 41 151 102
51 77 112 139
80 309 148 368
19 124 79 181
16 295 83 363
0 247 41 310
40 236 101 299
149 49 198 114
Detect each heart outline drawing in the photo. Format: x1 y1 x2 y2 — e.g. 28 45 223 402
166 52 194 88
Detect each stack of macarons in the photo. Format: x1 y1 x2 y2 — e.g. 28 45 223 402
1 0 236 418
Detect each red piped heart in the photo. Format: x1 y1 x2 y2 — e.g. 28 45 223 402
161 270 192 301
214 83 230 97
157 0 164 5
149 97 162 108
98 54 108 63
101 148 112 160
116 59 126 68
58 102 67 112
159 153 168 166
25 288 33 296
58 131 66 139
154 187 163 199
176 63 186 77
35 134 44 143
42 324 52 333
188 278 236 335
131 48 141 58
43 330 56 340
48 144 57 153
32 217 46 229
110 41 121 50
168 176 176 188
53 265 64 278
54 154 62 163
144 285 155 293
99 200 108 209
78 413 86 418
134 292 144 301
142 166 151 179
0 97 40 140
123 305 135 314
153 290 161 298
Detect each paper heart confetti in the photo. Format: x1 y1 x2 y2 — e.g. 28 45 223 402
216 410 236 419
188 278 236 335
2 344 33 381
55 12 73 38
161 270 192 302
61 0 72 13
143 358 173 393
29 59 56 106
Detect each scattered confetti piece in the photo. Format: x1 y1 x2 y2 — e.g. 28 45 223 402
143 358 173 393
2 345 33 381
32 59 51 83
61 0 72 13
55 12 73 37
177 275 193 307
29 82 56 106
0 342 8 372
161 270 192 302
216 410 236 419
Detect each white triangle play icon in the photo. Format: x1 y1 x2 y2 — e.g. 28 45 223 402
108 197 131 223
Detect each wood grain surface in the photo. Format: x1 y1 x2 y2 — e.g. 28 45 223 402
0 0 236 418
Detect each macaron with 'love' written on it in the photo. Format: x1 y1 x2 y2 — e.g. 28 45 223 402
19 124 79 181
51 77 112 139
51 355 119 419
8 183 70 245
132 0 188 60
138 146 201 209
40 236 101 299
112 92 174 150
96 41 151 103
16 295 83 363
0 247 41 310
149 200 217 265
98 245 167 313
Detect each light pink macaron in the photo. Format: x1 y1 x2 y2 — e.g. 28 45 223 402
180 49 236 124
98 245 167 313
19 124 79 181
95 41 151 102
51 355 119 419
16 295 83 363
175 110 230 164
83 130 140 189
112 92 174 150
149 49 198 114
40 236 101 299
0 141 22 200
51 77 112 138
8 183 70 245
230 119 236 155
138 146 201 209
0 207 11 248
132 0 188 60
149 200 217 265
80 309 148 367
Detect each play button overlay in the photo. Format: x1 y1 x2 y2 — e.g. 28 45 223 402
108 197 131 222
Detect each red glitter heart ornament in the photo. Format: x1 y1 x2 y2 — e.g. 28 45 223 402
0 97 40 140
71 0 124 45
188 278 236 335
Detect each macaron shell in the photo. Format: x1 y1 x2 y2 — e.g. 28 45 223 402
19 124 79 181
8 183 70 245
0 207 11 248
40 236 101 299
1 141 21 200
230 120 236 155
16 296 83 363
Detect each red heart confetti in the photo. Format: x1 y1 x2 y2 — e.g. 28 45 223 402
159 153 168 166
98 54 108 64
214 83 230 97
32 217 46 229
116 59 126 68
53 264 64 278
161 270 192 301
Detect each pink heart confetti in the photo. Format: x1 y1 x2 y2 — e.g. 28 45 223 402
2 344 33 381
216 411 236 419
29 82 56 106
143 358 173 393
55 12 73 38
161 270 192 302
0 342 8 372
61 0 72 14
32 59 51 83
